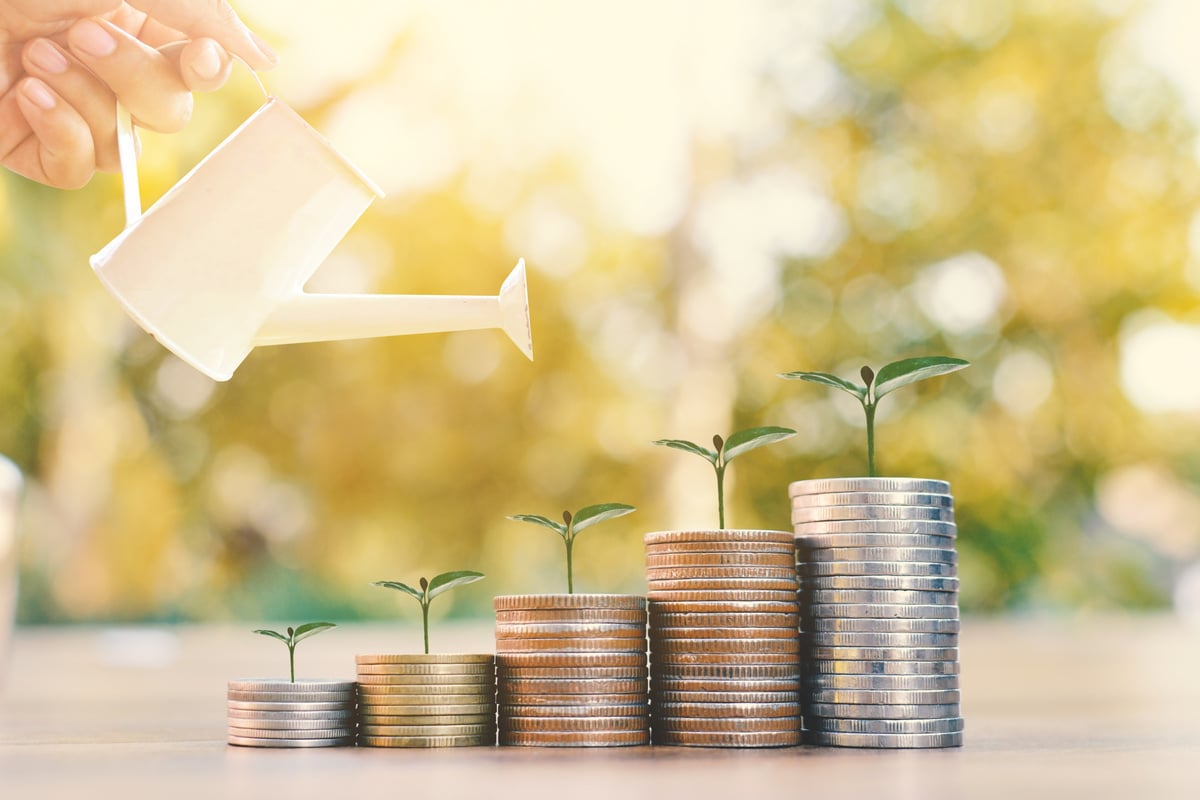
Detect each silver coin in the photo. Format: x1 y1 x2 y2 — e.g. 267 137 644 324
651 702 802 719
807 688 961 705
796 533 955 550
226 690 356 703
228 734 354 748
227 679 356 693
227 699 354 712
789 478 950 496
649 663 801 680
805 673 959 691
649 612 799 629
805 702 960 720
801 616 960 633
808 603 959 620
647 578 798 592
802 729 963 748
227 726 352 739
794 519 957 537
651 678 802 693
791 506 954 524
651 625 798 640
790 492 953 509
646 590 800 603
808 646 959 662
650 716 802 734
804 716 964 734
227 708 358 721
804 589 959 606
798 575 960 593
808 659 959 675
225 716 356 731
803 547 957 564
800 561 957 577
800 631 958 648
647 600 799 615
499 716 651 733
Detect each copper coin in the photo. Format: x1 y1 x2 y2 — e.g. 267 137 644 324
650 663 800 680
808 659 959 676
494 623 646 638
498 703 648 718
495 639 647 654
497 665 648 680
647 589 799 603
499 715 649 733
496 692 647 707
499 730 650 747
650 637 800 655
651 702 800 719
647 578 797 592
652 729 800 748
496 652 647 668
651 678 801 693
650 652 799 666
494 609 647 624
645 541 794 555
494 594 646 611
646 566 798 581
645 553 795 569
648 600 798 615
651 690 801 704
355 654 494 666
497 678 647 695
650 626 797 640
651 716 801 733
649 612 799 629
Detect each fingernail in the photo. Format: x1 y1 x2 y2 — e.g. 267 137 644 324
193 40 222 80
20 78 56 110
250 31 279 66
71 19 117 58
27 39 70 74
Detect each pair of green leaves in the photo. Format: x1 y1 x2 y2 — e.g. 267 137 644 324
374 571 485 654
253 622 337 683
780 356 969 476
653 426 796 529
508 503 636 593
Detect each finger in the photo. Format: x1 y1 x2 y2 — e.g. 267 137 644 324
178 37 232 93
21 37 121 172
66 17 192 133
8 1 121 24
124 0 277 71
10 77 95 188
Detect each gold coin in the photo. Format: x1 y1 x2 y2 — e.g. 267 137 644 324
358 713 495 726
495 609 647 624
496 652 647 668
355 654 495 666
353 703 494 716
644 530 793 546
652 729 800 748
355 692 493 705
354 673 495 686
351 683 488 696
646 566 798 581
499 730 650 747
358 723 493 737
493 594 646 611
646 590 798 603
645 541 794 555
356 663 493 676
494 623 646 639
358 734 494 748
647 578 796 592
648 599 798 615
645 553 795 569
357 673 493 686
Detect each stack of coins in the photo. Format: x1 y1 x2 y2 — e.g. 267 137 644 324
495 594 651 747
355 654 496 747
790 477 963 749
227 679 356 747
645 530 803 748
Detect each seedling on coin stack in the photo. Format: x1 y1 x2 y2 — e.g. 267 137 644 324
780 356 969 749
357 570 497 749
227 622 356 749
644 426 806 748
496 504 651 747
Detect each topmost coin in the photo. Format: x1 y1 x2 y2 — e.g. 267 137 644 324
354 654 495 665
644 530 793 546
789 492 953 509
227 679 356 693
494 594 647 611
788 478 950 497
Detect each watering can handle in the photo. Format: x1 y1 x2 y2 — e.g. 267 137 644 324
115 43 269 228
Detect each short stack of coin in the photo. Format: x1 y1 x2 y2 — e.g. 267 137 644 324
645 530 803 748
494 594 651 747
790 477 963 749
227 679 357 747
355 654 496 747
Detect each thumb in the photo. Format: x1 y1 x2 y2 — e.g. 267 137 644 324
123 0 277 70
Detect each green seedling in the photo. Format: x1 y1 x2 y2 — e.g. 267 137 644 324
252 622 337 683
374 571 485 654
653 426 796 529
780 356 969 476
508 503 636 594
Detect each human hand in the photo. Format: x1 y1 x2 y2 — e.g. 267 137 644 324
0 0 277 189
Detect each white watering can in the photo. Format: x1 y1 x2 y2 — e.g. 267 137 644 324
90 78 532 382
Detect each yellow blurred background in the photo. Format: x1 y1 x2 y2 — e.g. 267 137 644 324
3 0 1200 626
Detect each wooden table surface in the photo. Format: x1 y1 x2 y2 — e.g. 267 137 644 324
1 616 1197 799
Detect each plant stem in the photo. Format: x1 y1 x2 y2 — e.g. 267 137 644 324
565 535 575 594
421 601 431 654
865 402 877 478
716 464 726 530
288 643 296 683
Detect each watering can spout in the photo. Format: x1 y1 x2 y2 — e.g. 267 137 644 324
254 259 534 360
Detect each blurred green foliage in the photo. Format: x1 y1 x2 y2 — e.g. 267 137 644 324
1 1 1197 622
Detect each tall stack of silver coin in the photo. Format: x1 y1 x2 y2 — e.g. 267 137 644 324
494 594 651 746
355 654 497 747
790 477 963 749
226 679 357 747
645 530 803 747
